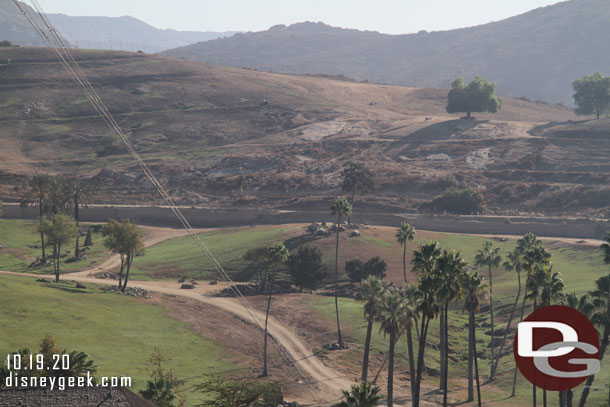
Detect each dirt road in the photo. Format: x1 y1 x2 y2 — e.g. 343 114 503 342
0 226 352 405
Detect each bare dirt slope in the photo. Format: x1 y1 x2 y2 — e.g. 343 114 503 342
4 48 610 216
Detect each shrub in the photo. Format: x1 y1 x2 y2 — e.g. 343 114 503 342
420 187 486 214
345 257 387 283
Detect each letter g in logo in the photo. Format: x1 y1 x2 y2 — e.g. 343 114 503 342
513 305 600 391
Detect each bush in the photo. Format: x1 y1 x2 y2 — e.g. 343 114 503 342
345 257 387 283
420 187 486 214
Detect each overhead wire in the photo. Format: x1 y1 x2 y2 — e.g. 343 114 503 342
14 1 328 405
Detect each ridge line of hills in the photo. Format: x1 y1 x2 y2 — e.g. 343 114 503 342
163 0 610 105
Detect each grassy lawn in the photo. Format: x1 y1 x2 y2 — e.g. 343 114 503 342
129 226 294 280
0 274 234 405
0 220 110 274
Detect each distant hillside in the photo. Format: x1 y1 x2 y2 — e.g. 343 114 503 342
9 48 610 218
165 0 610 105
47 14 238 52
0 0 66 46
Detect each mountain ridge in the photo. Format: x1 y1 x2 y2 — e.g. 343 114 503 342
164 0 610 105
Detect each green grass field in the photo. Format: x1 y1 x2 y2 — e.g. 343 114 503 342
0 274 234 405
129 226 294 280
0 220 110 274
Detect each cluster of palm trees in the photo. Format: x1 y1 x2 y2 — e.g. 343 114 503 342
21 173 91 262
336 229 610 407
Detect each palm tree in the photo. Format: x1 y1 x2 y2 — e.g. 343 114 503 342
563 293 594 407
46 176 70 216
377 288 413 407
400 283 419 402
331 197 352 347
334 382 383 407
21 173 51 261
474 240 501 379
512 234 549 397
357 276 387 383
461 271 488 405
435 249 467 407
261 242 289 377
411 243 442 407
524 264 563 407
396 222 416 283
66 179 90 257
578 274 610 407
492 247 524 380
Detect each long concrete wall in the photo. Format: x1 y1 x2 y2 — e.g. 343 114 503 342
4 203 609 239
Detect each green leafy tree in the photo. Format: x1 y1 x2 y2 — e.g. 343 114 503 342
446 76 502 119
474 240 502 380
196 376 281 407
421 187 486 215
356 276 387 383
573 72 610 119
396 222 416 283
37 214 76 282
341 162 374 223
331 197 352 346
287 246 328 292
346 257 387 283
334 382 383 407
461 271 487 406
102 219 145 291
261 242 289 377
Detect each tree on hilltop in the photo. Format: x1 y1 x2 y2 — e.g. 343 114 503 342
573 72 610 119
447 76 502 119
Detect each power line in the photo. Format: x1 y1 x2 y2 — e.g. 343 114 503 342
14 1 327 404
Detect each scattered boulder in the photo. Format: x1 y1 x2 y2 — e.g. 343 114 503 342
323 342 348 351
350 230 361 237
180 284 195 289
177 277 186 283
0 243 6 249
209 280 218 285
75 283 87 289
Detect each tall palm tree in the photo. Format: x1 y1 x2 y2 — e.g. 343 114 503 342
411 243 442 407
331 197 352 347
396 222 416 283
46 176 70 216
377 288 414 407
474 240 501 380
524 264 563 407
335 382 383 407
21 173 52 261
261 242 289 377
461 271 488 405
563 293 594 407
66 179 91 257
357 276 387 383
578 275 610 407
492 247 524 380
435 249 467 407
400 283 419 402
512 234 549 397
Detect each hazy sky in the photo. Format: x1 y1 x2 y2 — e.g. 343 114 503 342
35 0 564 34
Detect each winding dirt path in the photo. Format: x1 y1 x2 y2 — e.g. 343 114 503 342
0 225 351 404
